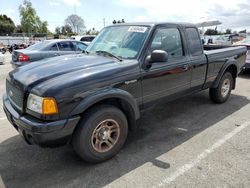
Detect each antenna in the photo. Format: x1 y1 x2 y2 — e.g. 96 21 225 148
103 18 106 27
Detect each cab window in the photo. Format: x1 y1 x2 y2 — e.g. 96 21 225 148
150 28 183 58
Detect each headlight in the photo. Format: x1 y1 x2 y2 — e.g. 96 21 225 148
27 94 58 115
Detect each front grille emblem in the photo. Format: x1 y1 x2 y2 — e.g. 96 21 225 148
9 90 13 97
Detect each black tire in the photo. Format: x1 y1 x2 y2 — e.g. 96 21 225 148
209 72 233 104
72 105 128 163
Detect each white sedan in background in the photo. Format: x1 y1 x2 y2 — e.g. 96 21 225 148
0 52 4 65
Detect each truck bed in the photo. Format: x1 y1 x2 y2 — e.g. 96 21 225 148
203 45 247 88
204 46 246 62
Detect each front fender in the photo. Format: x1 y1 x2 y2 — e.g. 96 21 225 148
69 88 140 120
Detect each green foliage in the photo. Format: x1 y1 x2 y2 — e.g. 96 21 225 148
85 28 99 35
113 19 125 24
55 25 74 36
19 0 49 33
239 29 246 33
0 14 16 35
225 29 232 34
205 29 218 35
55 26 61 35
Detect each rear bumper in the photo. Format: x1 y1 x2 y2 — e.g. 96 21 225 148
3 94 80 147
11 61 23 69
242 62 250 70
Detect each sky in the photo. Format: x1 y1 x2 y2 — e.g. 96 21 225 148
1 0 250 33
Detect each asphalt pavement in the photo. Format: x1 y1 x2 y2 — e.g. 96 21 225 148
0 53 250 188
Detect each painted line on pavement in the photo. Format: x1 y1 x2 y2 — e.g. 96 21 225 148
154 121 250 187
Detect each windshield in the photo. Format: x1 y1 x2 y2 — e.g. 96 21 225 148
86 25 150 59
26 41 51 50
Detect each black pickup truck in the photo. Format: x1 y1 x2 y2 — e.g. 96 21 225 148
3 22 247 163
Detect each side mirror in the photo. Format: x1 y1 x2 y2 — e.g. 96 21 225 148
149 50 168 63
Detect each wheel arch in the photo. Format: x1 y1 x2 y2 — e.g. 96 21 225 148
70 88 140 131
211 63 237 89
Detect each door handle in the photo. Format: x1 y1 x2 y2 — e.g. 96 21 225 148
182 64 189 71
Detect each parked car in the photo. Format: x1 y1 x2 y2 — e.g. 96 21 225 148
0 47 6 54
3 22 247 163
0 51 4 65
234 38 250 71
11 39 88 68
71 35 96 45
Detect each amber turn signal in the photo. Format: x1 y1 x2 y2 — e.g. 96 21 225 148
42 98 58 115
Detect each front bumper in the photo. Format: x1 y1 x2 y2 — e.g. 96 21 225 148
3 94 80 147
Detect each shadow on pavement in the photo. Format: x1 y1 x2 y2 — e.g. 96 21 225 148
239 71 250 79
0 91 249 188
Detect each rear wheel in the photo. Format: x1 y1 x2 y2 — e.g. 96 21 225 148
209 72 233 103
72 105 128 163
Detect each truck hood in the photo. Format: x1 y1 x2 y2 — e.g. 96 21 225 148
9 54 129 89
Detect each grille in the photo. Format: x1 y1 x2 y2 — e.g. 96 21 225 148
6 80 24 111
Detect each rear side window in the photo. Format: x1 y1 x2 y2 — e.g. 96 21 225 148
57 41 75 51
186 28 203 56
150 28 183 58
50 44 58 51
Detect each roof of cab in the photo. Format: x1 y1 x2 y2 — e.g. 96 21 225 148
106 22 196 28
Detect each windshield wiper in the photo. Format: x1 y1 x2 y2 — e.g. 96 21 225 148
95 50 122 62
83 50 89 54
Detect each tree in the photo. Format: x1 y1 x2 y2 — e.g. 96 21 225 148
113 19 125 24
15 25 23 33
35 17 49 33
19 0 49 33
0 14 16 35
65 14 85 34
55 26 61 35
61 24 73 35
225 29 232 34
205 29 218 35
239 29 246 33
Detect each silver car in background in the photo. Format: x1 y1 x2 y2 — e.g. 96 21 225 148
11 39 88 68
234 38 250 71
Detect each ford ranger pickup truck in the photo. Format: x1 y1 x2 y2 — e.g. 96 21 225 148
3 22 247 163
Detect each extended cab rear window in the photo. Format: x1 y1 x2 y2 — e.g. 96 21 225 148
186 28 203 56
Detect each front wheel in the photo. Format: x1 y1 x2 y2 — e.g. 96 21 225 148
209 72 233 103
72 105 128 163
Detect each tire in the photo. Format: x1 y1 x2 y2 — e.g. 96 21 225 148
72 105 128 163
209 72 233 104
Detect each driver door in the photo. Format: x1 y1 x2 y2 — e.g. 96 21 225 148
141 27 192 104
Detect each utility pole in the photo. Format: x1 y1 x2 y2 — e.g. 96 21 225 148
103 18 106 28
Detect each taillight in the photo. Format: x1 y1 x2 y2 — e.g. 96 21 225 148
18 53 30 62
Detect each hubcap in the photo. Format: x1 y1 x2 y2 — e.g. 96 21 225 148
221 78 230 98
91 119 120 153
